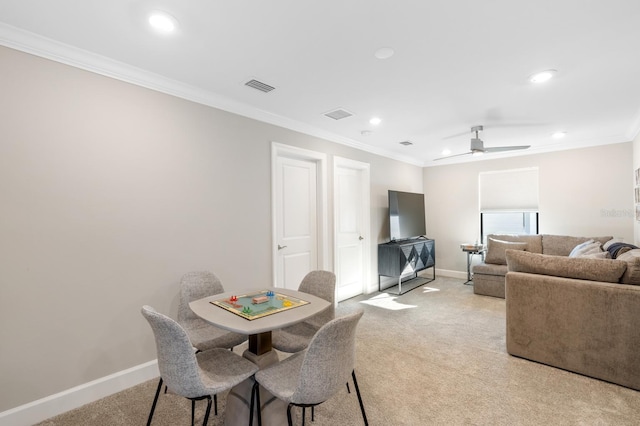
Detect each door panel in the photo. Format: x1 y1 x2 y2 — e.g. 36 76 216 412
334 158 370 301
275 156 317 289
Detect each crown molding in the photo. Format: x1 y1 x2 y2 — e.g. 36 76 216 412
625 107 640 142
0 22 423 167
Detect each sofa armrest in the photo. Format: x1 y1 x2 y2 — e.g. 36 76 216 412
506 271 640 391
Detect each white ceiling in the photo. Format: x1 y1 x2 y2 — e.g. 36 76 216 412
2 0 640 166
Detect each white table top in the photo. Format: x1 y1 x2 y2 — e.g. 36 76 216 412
189 287 331 335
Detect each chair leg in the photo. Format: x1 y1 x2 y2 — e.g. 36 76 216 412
346 382 351 393
351 370 368 426
302 407 306 426
214 394 218 416
286 404 294 426
312 406 315 421
202 396 212 426
147 377 163 426
191 399 196 426
249 381 262 426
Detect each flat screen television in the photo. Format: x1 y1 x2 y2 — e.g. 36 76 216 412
388 190 426 241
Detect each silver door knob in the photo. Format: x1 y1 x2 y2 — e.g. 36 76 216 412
359 236 364 241
278 244 287 250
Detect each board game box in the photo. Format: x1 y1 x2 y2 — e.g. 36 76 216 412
210 290 310 320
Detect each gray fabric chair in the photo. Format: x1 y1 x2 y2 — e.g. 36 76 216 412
250 305 368 426
271 270 336 353
141 305 258 426
178 271 248 352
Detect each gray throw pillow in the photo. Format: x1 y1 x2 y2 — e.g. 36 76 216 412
569 240 604 258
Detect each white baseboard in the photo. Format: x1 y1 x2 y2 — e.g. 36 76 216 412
0 360 159 426
435 268 467 280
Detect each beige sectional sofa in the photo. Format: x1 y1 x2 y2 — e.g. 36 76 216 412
472 234 613 298
504 249 640 391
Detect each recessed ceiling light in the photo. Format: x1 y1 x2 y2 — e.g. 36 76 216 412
399 141 413 146
529 69 557 83
441 149 451 156
369 117 381 126
374 47 395 60
148 11 178 33
361 130 372 137
552 131 567 139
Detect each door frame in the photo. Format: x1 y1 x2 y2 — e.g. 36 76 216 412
271 142 329 286
333 156 371 299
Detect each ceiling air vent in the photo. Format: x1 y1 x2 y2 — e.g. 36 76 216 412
324 108 354 120
244 79 275 93
399 141 413 146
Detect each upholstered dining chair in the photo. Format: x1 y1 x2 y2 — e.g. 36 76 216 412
178 271 248 352
172 271 249 415
250 305 368 426
141 305 259 426
271 270 336 353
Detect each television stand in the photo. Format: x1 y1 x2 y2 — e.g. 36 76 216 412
377 238 435 295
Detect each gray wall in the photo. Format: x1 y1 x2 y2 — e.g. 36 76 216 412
0 46 423 411
424 142 634 274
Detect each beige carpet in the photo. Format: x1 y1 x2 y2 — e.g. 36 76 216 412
36 277 640 425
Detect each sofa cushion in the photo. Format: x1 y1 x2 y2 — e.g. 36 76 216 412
617 249 640 285
485 238 528 265
542 235 613 256
506 250 626 283
473 262 508 277
486 234 543 254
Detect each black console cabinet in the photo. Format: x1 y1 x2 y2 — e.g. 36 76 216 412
378 238 435 294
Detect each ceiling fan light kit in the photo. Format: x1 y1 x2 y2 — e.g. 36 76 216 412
529 69 557 83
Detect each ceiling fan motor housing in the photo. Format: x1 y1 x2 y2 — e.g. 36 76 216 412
470 137 484 152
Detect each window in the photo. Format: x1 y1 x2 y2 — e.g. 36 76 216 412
479 168 539 244
480 211 539 244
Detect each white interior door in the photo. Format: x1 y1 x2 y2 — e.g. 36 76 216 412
272 143 328 290
334 157 370 301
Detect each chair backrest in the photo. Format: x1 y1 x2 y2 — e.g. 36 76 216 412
177 271 225 323
290 305 364 405
141 305 207 399
298 270 336 329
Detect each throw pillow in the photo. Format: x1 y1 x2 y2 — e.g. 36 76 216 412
580 251 611 259
617 249 640 285
485 238 528 265
569 240 599 257
506 250 627 283
603 238 622 250
577 242 604 257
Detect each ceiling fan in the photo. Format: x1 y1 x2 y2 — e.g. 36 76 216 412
434 125 530 161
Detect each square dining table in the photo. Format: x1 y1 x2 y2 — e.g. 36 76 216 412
189 287 331 426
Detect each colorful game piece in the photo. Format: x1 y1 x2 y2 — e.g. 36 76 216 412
229 295 238 302
242 306 252 314
282 300 292 307
266 290 275 297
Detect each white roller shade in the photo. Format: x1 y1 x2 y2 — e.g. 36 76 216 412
479 167 539 211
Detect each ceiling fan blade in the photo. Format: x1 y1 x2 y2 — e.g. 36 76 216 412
483 145 530 153
441 130 471 140
433 151 473 161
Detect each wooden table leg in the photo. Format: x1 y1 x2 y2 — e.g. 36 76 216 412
249 331 272 355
